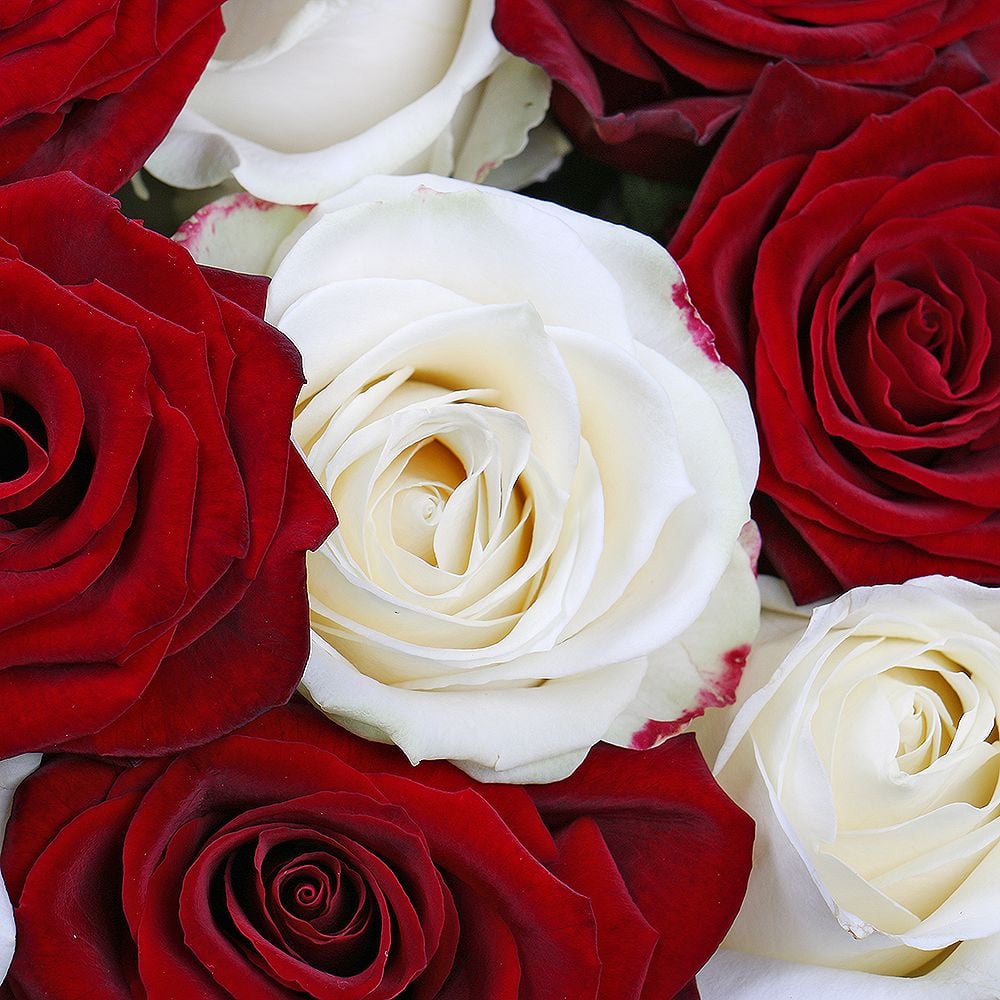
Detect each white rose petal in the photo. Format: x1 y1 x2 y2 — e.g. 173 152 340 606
183 175 760 781
0 754 41 982
695 575 1000 996
146 0 556 203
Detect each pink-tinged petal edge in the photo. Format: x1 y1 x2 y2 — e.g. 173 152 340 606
630 645 750 750
672 280 722 364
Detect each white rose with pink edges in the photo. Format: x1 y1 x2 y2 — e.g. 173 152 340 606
146 0 564 204
178 175 760 782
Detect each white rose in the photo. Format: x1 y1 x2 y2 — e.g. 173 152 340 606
145 0 565 203
696 576 1000 999
179 175 760 783
0 754 41 982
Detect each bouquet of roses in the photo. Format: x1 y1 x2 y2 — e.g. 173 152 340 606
0 1 997 997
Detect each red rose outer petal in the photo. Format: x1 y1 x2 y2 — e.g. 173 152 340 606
0 755 124 903
531 735 754 1000
239 700 559 864
69 450 334 757
549 817 658 1000
0 2 225 190
373 776 603 1000
433 878 523 1000
8 792 144 1000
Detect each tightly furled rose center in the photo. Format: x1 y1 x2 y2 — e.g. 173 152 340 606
816 640 1000 929
310 378 561 669
297 292 698 682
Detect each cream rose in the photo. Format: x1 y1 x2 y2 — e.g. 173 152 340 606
145 0 563 203
0 754 41 982
696 576 1000 998
179 175 760 782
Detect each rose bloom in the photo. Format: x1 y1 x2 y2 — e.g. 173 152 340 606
177 175 760 783
694 575 1000 999
0 0 225 190
1 701 754 999
146 0 564 204
0 756 39 985
672 67 1000 603
493 0 998 176
0 173 335 758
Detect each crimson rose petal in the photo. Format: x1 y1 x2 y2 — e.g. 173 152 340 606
494 0 998 175
0 0 226 190
0 173 335 757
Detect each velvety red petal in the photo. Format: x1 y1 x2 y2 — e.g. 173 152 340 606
1 3 224 190
375 775 602 1000
0 631 171 757
8 792 142 999
550 818 658 1000
530 736 754 999
71 449 332 756
493 0 606 114
0 755 123 902
243 701 558 863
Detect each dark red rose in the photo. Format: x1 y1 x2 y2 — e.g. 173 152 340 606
671 63 1000 601
0 701 752 999
0 0 224 191
493 0 998 176
0 172 335 757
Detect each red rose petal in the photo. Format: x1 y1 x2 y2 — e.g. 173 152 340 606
531 735 754 1000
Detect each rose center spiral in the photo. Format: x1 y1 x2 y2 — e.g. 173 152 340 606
881 664 964 774
0 392 43 482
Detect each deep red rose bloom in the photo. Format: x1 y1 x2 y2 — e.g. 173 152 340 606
0 173 335 757
0 0 224 191
0 701 752 999
671 64 1000 601
493 0 998 176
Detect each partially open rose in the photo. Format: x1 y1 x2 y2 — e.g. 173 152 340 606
147 0 563 204
673 68 1000 601
1 702 754 999
178 176 760 782
696 576 1000 998
0 173 335 758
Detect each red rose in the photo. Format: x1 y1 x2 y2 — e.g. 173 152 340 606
0 701 753 999
493 0 998 175
0 173 335 757
0 0 224 191
672 64 1000 601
